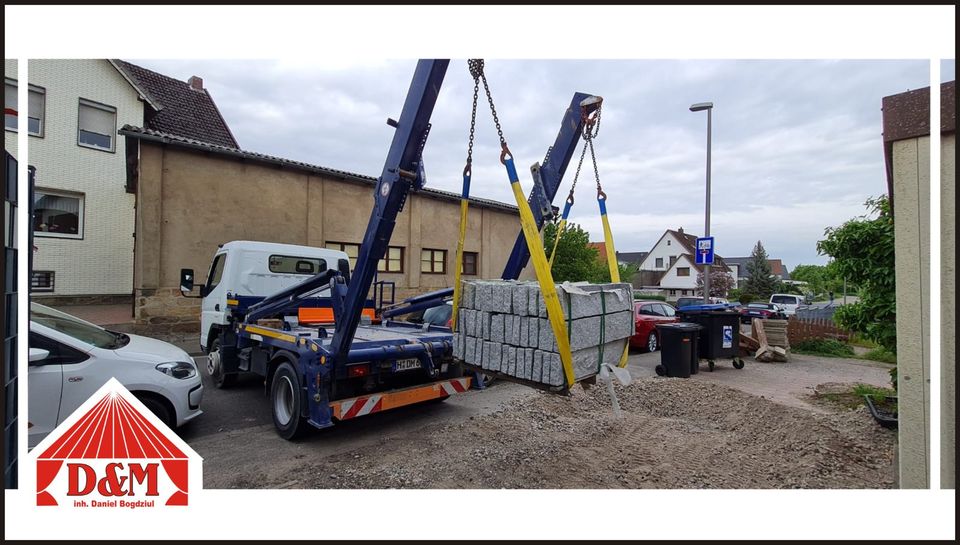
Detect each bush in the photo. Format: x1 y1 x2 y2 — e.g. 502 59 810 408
860 347 897 364
792 338 855 357
634 293 666 301
739 292 755 305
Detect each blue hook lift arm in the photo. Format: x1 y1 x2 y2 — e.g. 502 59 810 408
328 59 450 365
500 91 600 280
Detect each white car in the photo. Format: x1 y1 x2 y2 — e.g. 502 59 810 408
769 294 805 316
28 303 203 448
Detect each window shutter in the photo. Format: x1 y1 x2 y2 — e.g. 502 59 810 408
28 89 43 118
4 83 16 112
79 102 115 135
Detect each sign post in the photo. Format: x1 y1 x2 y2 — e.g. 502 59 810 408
695 236 715 303
695 236 715 265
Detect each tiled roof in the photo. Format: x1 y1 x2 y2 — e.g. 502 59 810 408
113 60 239 149
119 125 520 214
617 251 648 263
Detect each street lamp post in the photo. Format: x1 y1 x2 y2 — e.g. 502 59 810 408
690 102 713 304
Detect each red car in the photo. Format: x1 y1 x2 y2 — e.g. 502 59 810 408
630 301 679 352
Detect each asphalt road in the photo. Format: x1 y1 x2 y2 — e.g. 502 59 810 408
177 354 537 488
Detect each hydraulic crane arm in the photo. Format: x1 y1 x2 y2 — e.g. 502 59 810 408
501 92 601 280
328 59 450 365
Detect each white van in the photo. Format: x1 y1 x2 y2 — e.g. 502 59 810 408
769 293 805 316
192 241 350 352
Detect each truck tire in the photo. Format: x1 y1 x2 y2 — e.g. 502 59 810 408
207 337 237 389
271 361 307 440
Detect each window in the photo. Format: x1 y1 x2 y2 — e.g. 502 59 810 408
667 240 671 246
28 332 90 366
659 304 677 317
78 98 116 151
33 189 83 238
638 304 660 316
269 255 325 275
31 271 54 292
421 248 447 274
669 255 678 266
5 79 45 136
669 289 676 296
655 257 663 268
378 246 404 273
677 267 690 277
325 242 360 268
462 251 478 275
30 304 120 351
206 254 226 292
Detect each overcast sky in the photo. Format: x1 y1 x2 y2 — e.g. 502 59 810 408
132 58 954 270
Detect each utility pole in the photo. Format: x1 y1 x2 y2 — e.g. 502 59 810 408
690 102 713 303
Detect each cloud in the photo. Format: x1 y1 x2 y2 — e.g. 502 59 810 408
128 58 928 269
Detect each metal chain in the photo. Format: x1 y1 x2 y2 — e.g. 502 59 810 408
468 59 507 151
463 67 480 174
582 103 603 196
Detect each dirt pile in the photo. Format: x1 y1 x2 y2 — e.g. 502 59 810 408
234 377 896 489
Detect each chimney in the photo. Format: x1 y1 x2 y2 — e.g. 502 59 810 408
188 76 204 91
677 227 684 234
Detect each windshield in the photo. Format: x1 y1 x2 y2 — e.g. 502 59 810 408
30 303 125 349
747 303 772 309
771 295 796 304
422 303 452 326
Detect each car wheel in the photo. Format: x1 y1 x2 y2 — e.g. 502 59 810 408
647 332 658 352
207 338 237 389
135 394 174 429
271 361 306 440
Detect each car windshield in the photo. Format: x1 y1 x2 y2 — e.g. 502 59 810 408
771 295 796 304
422 303 452 326
747 303 773 309
30 303 126 349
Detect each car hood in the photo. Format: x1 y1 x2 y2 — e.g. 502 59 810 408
108 333 194 364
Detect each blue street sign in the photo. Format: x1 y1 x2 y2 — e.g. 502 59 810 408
695 236 715 265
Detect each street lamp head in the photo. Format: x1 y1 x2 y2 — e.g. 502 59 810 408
689 102 713 112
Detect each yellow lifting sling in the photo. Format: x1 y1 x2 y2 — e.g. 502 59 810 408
465 59 577 389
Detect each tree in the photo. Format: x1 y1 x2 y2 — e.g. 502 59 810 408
790 263 846 298
696 269 735 297
741 241 777 297
816 195 896 353
542 222 603 283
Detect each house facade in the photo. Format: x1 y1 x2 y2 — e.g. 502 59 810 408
725 257 790 287
5 59 144 300
3 59 236 303
634 228 734 297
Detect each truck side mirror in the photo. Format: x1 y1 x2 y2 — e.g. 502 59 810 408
180 268 195 294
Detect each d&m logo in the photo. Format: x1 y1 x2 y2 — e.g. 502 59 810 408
31 378 202 508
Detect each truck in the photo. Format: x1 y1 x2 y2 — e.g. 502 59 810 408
179 59 601 439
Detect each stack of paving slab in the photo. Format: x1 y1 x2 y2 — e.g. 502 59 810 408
452 280 634 387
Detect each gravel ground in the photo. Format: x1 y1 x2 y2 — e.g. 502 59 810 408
232 377 896 489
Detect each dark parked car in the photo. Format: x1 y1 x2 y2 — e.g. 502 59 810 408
739 302 787 324
630 301 679 352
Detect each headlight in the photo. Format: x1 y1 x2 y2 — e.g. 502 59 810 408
156 361 197 380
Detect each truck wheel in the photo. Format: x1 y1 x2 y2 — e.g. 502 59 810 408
271 361 307 440
207 338 237 389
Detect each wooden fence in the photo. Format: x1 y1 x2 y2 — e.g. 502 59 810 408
787 317 850 344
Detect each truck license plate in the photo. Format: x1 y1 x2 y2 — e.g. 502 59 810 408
395 358 422 372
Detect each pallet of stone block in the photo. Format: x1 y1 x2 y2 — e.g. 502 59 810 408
458 279 634 319
459 338 629 392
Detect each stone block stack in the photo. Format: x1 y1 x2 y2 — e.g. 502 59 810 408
452 280 634 386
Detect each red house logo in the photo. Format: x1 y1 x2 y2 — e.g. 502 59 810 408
32 378 201 508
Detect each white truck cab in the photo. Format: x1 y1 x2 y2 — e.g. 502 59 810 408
188 241 349 352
